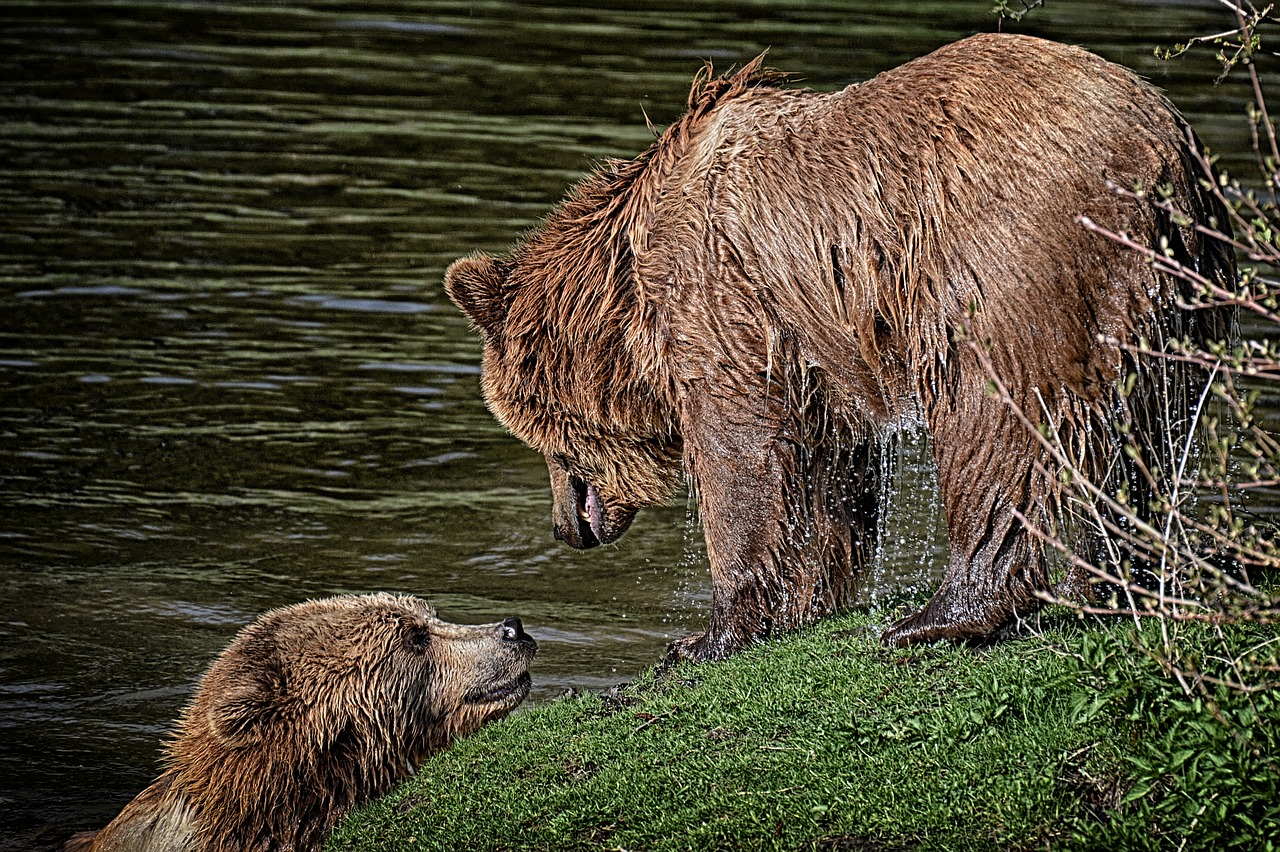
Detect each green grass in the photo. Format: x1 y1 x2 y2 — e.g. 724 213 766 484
326 610 1278 851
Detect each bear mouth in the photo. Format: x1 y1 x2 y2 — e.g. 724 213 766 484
465 671 532 706
570 475 605 548
554 472 637 549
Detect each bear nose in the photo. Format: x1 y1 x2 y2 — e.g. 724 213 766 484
500 616 529 643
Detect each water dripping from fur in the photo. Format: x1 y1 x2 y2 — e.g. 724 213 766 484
861 427 948 616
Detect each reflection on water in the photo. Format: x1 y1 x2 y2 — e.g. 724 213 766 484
0 1 1254 847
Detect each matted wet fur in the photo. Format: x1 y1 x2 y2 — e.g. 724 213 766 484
65 593 536 851
445 34 1235 662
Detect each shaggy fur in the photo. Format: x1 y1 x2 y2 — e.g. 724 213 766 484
446 34 1235 662
66 594 536 851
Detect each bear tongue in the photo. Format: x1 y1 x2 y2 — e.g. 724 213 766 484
584 482 605 543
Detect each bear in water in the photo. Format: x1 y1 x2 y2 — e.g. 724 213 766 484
66 593 536 851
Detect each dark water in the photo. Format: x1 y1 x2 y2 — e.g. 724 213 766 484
0 1 1257 848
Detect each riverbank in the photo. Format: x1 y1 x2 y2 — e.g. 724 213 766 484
327 609 1277 851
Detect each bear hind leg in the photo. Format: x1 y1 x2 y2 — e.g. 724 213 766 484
881 369 1053 647
882 497 1045 646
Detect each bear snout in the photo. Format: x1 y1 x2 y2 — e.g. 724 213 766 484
546 458 641 548
554 474 639 548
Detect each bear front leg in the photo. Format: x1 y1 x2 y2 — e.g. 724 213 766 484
666 389 880 664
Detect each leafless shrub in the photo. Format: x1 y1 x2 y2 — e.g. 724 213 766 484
989 0 1280 694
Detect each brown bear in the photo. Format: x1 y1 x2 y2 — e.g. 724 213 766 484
444 33 1234 663
65 594 536 851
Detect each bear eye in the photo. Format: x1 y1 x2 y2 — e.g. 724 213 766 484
404 625 431 653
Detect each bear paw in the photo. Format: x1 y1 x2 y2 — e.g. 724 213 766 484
880 610 960 647
660 629 747 667
881 592 1013 648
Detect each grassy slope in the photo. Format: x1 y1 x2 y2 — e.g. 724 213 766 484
328 611 1146 852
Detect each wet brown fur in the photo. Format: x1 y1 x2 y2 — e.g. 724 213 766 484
446 34 1235 661
66 594 536 851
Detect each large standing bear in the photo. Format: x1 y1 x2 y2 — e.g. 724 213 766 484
445 34 1234 663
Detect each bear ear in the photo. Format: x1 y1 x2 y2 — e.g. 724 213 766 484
206 676 274 748
444 253 512 338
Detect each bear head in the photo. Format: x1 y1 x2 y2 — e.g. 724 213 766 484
445 251 682 549
194 593 537 768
